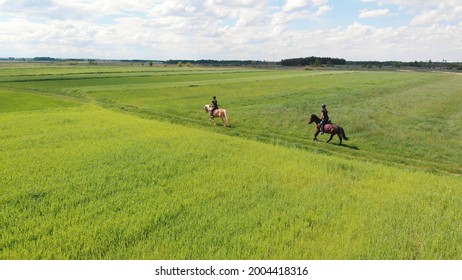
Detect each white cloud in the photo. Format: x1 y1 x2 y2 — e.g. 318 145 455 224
150 1 197 16
0 0 461 61
283 0 310 12
359 0 442 9
283 0 328 13
410 2 462 26
281 22 462 61
315 5 332 16
410 10 439 26
358 8 390 18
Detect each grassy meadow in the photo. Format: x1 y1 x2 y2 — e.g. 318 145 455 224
1 63 461 259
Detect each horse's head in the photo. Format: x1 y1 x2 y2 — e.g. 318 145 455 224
204 104 210 113
307 114 318 124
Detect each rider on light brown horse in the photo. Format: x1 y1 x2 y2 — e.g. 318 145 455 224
211 96 218 117
204 96 230 127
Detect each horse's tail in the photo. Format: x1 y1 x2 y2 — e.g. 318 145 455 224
223 109 230 127
340 127 349 141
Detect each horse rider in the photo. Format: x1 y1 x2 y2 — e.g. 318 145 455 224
210 96 218 117
320 103 331 134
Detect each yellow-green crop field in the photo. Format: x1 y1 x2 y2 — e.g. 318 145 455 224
1 63 461 259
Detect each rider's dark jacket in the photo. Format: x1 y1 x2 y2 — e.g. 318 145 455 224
321 108 330 123
212 99 218 110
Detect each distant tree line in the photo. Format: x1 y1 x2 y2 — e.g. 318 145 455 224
280 56 462 70
165 59 273 66
281 56 347 66
1 56 461 70
32 57 59 61
347 60 462 70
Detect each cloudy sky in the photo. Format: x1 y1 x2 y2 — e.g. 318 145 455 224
0 0 461 61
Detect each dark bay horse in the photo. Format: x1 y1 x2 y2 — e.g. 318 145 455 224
308 114 349 145
204 104 231 127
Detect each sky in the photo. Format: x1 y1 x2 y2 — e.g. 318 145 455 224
0 0 461 61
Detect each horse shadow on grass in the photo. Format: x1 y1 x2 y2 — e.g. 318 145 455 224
328 142 360 150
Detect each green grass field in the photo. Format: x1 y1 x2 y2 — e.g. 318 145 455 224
1 64 461 259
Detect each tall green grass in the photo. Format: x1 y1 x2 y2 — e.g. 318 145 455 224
1 65 461 259
4 66 456 173
1 104 461 259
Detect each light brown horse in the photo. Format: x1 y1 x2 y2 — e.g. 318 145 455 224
204 104 230 127
308 114 349 145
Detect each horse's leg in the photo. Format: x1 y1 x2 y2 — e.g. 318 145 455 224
210 116 216 125
313 130 320 141
338 133 342 145
220 116 226 126
326 133 334 143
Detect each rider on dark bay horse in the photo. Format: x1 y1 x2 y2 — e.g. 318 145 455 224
320 103 331 134
211 96 218 117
